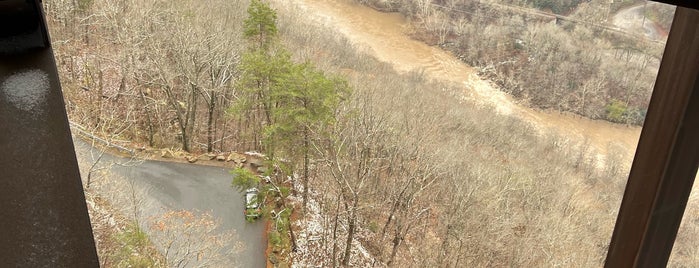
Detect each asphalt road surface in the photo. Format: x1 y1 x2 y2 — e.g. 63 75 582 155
74 139 266 267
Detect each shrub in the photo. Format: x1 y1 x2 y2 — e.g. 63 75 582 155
605 99 628 123
269 230 283 247
368 220 379 233
112 224 159 268
626 107 647 125
231 167 261 192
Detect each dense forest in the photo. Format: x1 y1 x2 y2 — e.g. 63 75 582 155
44 0 697 267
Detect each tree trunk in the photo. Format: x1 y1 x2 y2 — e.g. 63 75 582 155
454 239 463 267
162 85 190 152
182 84 199 152
206 92 216 153
181 124 190 152
138 85 155 147
342 197 358 266
386 230 403 266
381 207 396 239
289 214 298 252
219 114 228 152
438 224 452 267
303 126 310 212
83 22 89 45
332 196 340 268
96 64 103 127
382 181 411 238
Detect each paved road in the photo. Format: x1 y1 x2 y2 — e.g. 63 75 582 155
613 3 664 41
74 139 266 268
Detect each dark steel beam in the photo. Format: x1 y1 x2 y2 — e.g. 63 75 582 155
0 0 99 267
653 1 699 10
605 6 699 268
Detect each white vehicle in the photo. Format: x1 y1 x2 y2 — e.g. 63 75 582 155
244 188 261 219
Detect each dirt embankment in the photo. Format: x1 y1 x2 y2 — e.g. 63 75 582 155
274 0 641 160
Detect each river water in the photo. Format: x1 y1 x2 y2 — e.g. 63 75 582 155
274 0 642 161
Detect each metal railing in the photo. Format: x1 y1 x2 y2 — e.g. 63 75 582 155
0 0 99 266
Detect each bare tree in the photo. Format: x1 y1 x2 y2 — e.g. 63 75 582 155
316 91 393 266
149 210 240 268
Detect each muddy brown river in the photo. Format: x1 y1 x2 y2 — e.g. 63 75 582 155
274 0 642 161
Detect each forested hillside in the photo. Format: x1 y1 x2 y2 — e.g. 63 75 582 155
44 0 697 267
358 0 672 125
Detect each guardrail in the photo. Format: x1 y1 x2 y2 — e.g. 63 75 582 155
1 1 100 265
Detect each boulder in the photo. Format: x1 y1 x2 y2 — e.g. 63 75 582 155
216 154 226 161
197 154 210 161
186 155 198 163
205 153 217 160
249 157 264 168
226 152 247 163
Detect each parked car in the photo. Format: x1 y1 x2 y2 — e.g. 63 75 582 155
244 188 261 220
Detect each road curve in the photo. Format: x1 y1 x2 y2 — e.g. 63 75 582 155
74 139 266 268
613 3 665 41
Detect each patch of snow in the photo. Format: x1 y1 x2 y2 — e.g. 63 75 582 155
2 69 49 112
244 151 265 157
353 240 372 260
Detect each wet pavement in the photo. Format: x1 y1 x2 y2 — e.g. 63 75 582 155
74 139 266 268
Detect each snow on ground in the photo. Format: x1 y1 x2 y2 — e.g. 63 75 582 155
289 182 380 267
244 151 265 158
